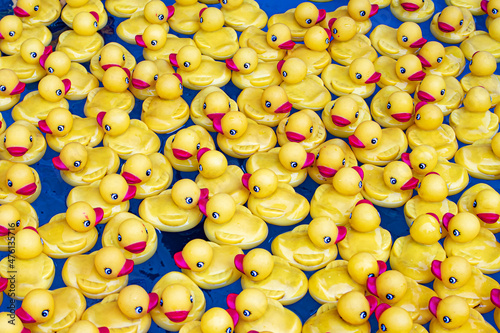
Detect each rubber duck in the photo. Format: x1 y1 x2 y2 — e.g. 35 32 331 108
0 121 46 165
66 320 110 333
243 168 310 226
367 270 436 324
460 18 500 61
102 212 157 264
415 74 465 117
267 2 326 42
150 271 206 331
0 200 38 251
404 172 458 227
370 86 414 130
178 307 237 333
138 179 206 232
457 183 500 232
0 113 6 135
170 45 232 90
0 161 41 204
430 6 475 44
418 42 466 78
390 213 446 283
310 166 364 226
277 109 326 151
216 111 277 158
137 24 196 63
66 174 136 223
0 38 50 83
322 57 381 98
443 212 500 274
0 69 26 111
81 285 157 333
15 287 86 332
492 289 500 330
450 86 498 144
174 238 243 289
271 216 346 271
56 11 104 63
308 139 358 184
0 15 51 56
460 51 500 106
130 59 175 101
328 17 378 66
238 23 294 62
104 0 151 17
226 47 283 89
322 94 371 138
390 0 435 22
375 304 428 333
195 148 249 204
455 132 500 179
84 67 135 118
226 288 302 333
61 0 109 30
370 22 427 59
169 0 207 34
142 73 189 134
189 87 237 132
237 85 292 127
200 193 268 249
308 252 387 304
163 125 215 172
375 54 426 93
116 0 174 44
431 256 499 313
13 0 62 27
302 291 377 333
38 201 102 259
483 0 500 27
322 0 379 36
220 0 267 31
0 312 30 333
89 42 136 82
428 295 497 333
120 153 173 199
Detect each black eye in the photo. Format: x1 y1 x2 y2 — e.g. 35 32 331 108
93 21 98 27
368 273 375 277
443 316 451 323
355 73 362 79
122 54 126 61
158 14 164 20
190 295 193 302
105 267 112 275
253 186 260 192
402 36 408 42
493 8 498 14
460 20 463 25
441 89 445 95
342 159 346 165
265 101 271 108
30 52 37 58
99 55 101 61
243 310 251 317
135 306 143 314
179 83 183 90
360 311 367 319
203 103 206 109
243 62 250 69
400 67 406 74
387 102 391 109
7 180 12 187
160 299 163 306
196 262 204 268
473 200 477 208
229 129 236 135
222 0 227 3
154 74 158 80
333 28 337 34
198 164 203 171
416 114 421 120
282 71 287 77
437 57 443 63
185 197 193 204
371 138 378 144
0 86 5 92
105 125 111 131
41 310 48 317
8 31 14 37
48 67 54 73
419 163 426 169
118 234 122 241
84 220 91 227
34 5 39 11
360 10 366 16
310 126 313 133
199 17 203 23
57 125 64 131
29 136 32 142
453 229 460 236
358 181 362 188
184 61 190 68
306 18 312 24
146 169 151 176
271 35 277 42
449 277 457 284
125 78 129 84
151 40 157 46
226 328 232 333
386 293 394 300
324 236 331 243
381 324 387 331
111 193 118 200
250 270 258 277
197 143 201 149
390 177 397 185
3 136 6 142
56 89 62 96
355 111 359 118
212 212 219 219
16 220 20 227
74 161 81 167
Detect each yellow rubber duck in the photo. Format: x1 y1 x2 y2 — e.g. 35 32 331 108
38 201 102 259
150 271 206 331
418 42 466 78
226 47 283 89
404 172 458 227
492 289 500 330
65 320 111 333
200 193 268 249
0 113 6 135
13 0 62 27
89 42 136 81
414 74 464 117
0 200 38 251
195 148 249 205
390 213 446 284
0 227 54 299
61 0 109 30
189 86 237 132
116 0 174 44
310 166 364 225
308 139 358 184
0 161 41 204
120 153 173 199
375 304 429 333
430 6 475 44
277 109 326 151
370 86 414 130
323 94 371 137
163 125 215 172
455 132 500 179
0 38 50 83
428 295 497 333
238 23 294 62
15 288 86 332
142 73 190 134
237 85 292 127
375 54 427 93
271 216 346 271
0 69 26 111
66 174 136 223
328 17 378 66
137 25 196 63
226 288 302 333
0 15 51 56
138 178 206 232
105 0 151 17
322 0 379 35
308 252 387 304
38 107 103 153
483 0 500 27
390 0 435 22
367 270 436 324
458 183 500 232
52 142 120 187
178 307 238 333
243 168 310 226
82 285 157 333
169 0 207 34
102 212 158 264
0 312 31 333
56 11 104 63
460 18 500 61
130 59 175 100
370 22 427 59
446 0 485 15
219 0 267 32
84 67 135 118
443 212 500 274
267 2 327 42
431 256 499 313
302 291 377 333
0 121 46 165
174 238 243 289
322 57 381 98
460 51 500 106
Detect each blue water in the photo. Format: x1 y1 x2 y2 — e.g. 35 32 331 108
1 0 500 332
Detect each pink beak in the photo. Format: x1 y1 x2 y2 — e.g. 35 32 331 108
367 295 378 316
410 37 427 48
148 293 159 313
7 147 28 157
169 54 179 67
13 6 30 17
400 177 419 190
62 79 71 94
174 252 190 269
225 59 239 71
401 153 412 168
131 78 150 89
366 276 378 296
38 120 52 134
370 4 379 17
16 307 35 323
415 101 427 112
286 131 306 142
165 311 190 323
0 225 9 237
348 135 365 148
317 166 337 178
52 156 69 170
365 72 381 84
336 226 347 243
0 276 7 291
417 54 431 68
328 17 337 30
274 101 293 113
438 22 456 32
476 213 500 224
123 185 137 201
429 297 441 317
317 9 326 23
408 71 426 81
96 112 106 127
401 2 420 11
90 11 99 22
197 147 210 161
122 172 142 184
378 260 387 275
207 113 225 133
277 60 285 73
125 241 147 253
0 32 3 39
481 0 489 13
167 5 175 20
101 64 120 71
442 212 454 230
331 115 351 127
391 113 412 122
135 35 146 47
417 91 435 102
242 173 251 190
198 196 207 216
431 260 442 280
234 254 245 273
98 328 109 333
172 148 193 160
279 40 295 50
302 153 315 169
94 207 104 225
10 81 26 95
375 303 391 321
118 259 135 276
491 289 500 308
227 308 239 327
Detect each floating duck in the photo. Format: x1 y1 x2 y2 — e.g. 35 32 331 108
0 38 50 83
0 121 46 165
267 2 326 41
178 307 237 333
189 87 237 132
375 54 426 93
0 69 26 111
322 57 381 98
277 109 326 151
461 18 500 62
418 41 466 78
220 0 267 31
308 139 358 184
492 289 500 330
483 0 500 27
430 6 475 44
390 213 446 283
168 0 207 34
0 200 38 251
13 0 62 27
138 178 206 232
105 0 151 17
371 87 414 130
0 161 41 204
102 212 158 264
322 94 371 138
66 320 110 333
130 59 175 101
415 75 465 117
89 42 136 81
0 312 30 333
460 51 500 106
390 0 435 22
243 168 310 226
150 271 206 331
458 183 500 232
61 0 109 30
38 201 102 259
322 0 379 35
0 15 51 56
455 132 500 179
375 304 428 333
370 22 427 59
238 23 294 62
137 24 196 63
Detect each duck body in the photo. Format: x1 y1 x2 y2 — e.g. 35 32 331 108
267 8 321 42
370 86 414 130
460 31 500 62
461 73 500 106
0 48 48 84
15 0 62 26
285 45 331 76
457 183 500 232
276 109 327 151
390 0 435 23
221 0 267 31
12 92 69 125
237 87 290 127
404 196 458 227
84 88 135 118
302 302 371 333
143 34 196 62
322 94 371 138
116 12 170 45
280 74 331 111
430 7 475 44
329 36 377 67
450 107 499 144
374 56 421 93
231 61 283 89
406 126 458 160
0 161 41 204
428 308 497 333
416 159 468 196
322 63 378 99
0 22 51 56
308 139 358 185
169 1 207 34
310 185 363 226
322 6 373 35
105 0 151 18
176 55 231 90
238 26 287 62
56 31 104 63
195 166 248 205
141 94 190 135
339 225 392 262
418 77 464 115
370 24 422 59
194 28 239 61
43 116 104 153
61 0 108 30
0 121 46 165
455 139 500 179
352 128 408 166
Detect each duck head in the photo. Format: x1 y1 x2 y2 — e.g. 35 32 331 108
38 107 73 137
266 23 295 50
278 142 315 171
401 145 438 175
349 199 380 232
203 91 231 132
98 44 126 70
347 252 387 285
234 248 273 281
199 7 224 32
277 58 307 84
68 320 109 333
472 188 500 224
417 74 446 103
156 73 183 100
38 75 71 102
413 103 443 130
65 201 103 232
202 193 236 225
375 305 413 333
417 172 448 202
122 153 153 185
294 2 326 27
410 213 443 244
197 148 228 179
349 58 381 84
337 291 378 325
469 50 497 76
284 111 313 143
463 86 492 112
94 246 135 278
387 91 414 122
5 163 38 196
0 15 23 42
0 69 25 97
101 66 130 93
226 47 258 74
308 216 347 249
174 238 214 272
367 270 407 304
73 11 99 36
3 123 33 158
437 6 464 33
330 95 359 127
131 60 159 90
242 168 279 198
52 142 88 172
431 256 471 289
170 128 201 160
97 109 130 136
98 174 136 204
332 166 364 196
170 45 202 72
16 289 54 324
303 25 331 52
417 41 445 68
347 0 378 21
15 227 43 260
40 51 71 79
429 296 470 329
171 178 208 210
117 219 148 254
442 212 481 243
136 24 167 50
348 120 382 149
20 38 51 65
13 0 40 18
144 0 174 24
117 285 158 319
397 22 427 49
160 284 194 323
200 307 238 333
315 144 345 178
261 85 292 114
395 54 426 82
227 288 267 323
329 16 357 42
383 161 418 192
218 111 249 138
0 203 22 237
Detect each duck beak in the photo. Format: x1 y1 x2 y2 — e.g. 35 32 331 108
96 112 106 127
302 153 315 169
167 5 175 20
410 37 427 48
7 147 28 157
431 260 442 280
121 172 142 184
275 101 293 113
476 213 499 224
442 212 455 230
331 115 351 127
98 327 110 333
225 59 239 71
369 4 379 17
408 71 426 81
226 293 238 309
52 156 69 170
400 2 419 11
417 54 431 68
0 276 7 291
277 60 285 73
16 183 36 196
336 226 347 243
353 166 364 180
165 310 190 323
241 173 251 190
400 177 419 190
377 260 387 275
62 79 71 94
198 196 208 216
118 259 135 276
328 17 337 30
15 307 36 323
131 78 150 89
317 9 326 23
0 32 3 39
101 63 120 71
174 251 190 269
367 295 378 316
123 185 137 201
366 276 378 296
207 113 225 134
124 241 147 253
491 289 500 308
0 225 8 237
227 308 239 326
234 253 245 273
10 81 26 95
169 54 179 68
391 112 413 122
415 101 427 112
417 90 435 102
348 135 365 148
364 72 381 84
37 120 52 134
285 131 306 142
94 207 104 225
278 40 295 50
13 6 30 17
438 22 456 32
90 11 99 22
481 0 489 13
429 297 441 318
375 303 391 321
401 153 412 168
317 166 337 178
135 35 146 47
148 293 159 313
172 149 192 160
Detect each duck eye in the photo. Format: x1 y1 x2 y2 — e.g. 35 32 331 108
56 89 62 96
443 316 451 323
212 212 219 219
48 67 54 73
197 143 201 149
16 220 20 227
402 36 408 42
390 177 397 185
125 77 129 84
310 126 313 133
381 324 387 331
146 169 151 176
179 83 183 90
473 200 477 208
190 295 193 302
243 62 250 69
151 40 157 46
84 220 91 227
158 14 164 20
441 89 445 95
387 102 391 109
196 261 204 268
226 328 232 333
57 125 64 132
111 193 118 200
368 273 375 277
41 310 49 317
3 136 5 142
449 276 457 284
185 197 193 204
30 52 37 58
355 111 359 118
203 103 206 109
306 18 312 24
282 71 287 77
360 10 366 16
122 54 126 61
416 114 421 120
105 125 111 131
371 138 378 144
94 21 98 28
355 73 362 79
324 236 331 243
154 74 158 80
493 8 498 14
325 38 329 44
29 135 33 142
386 293 394 300
419 163 426 169
34 5 39 11
104 267 112 275
7 180 12 187
265 101 271 108
437 57 443 63
453 229 460 236
243 309 251 316
229 129 237 135
8 31 14 37
360 311 367 319
160 299 163 306
222 0 227 4
99 55 101 61
199 17 203 23
271 35 277 42
135 306 143 314
333 28 338 34
358 181 363 188
253 186 260 193
342 158 346 165
0 86 5 91
291 161 298 168
460 20 463 25
184 61 190 68
74 161 81 167
400 67 406 74
250 270 258 277
118 234 122 241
